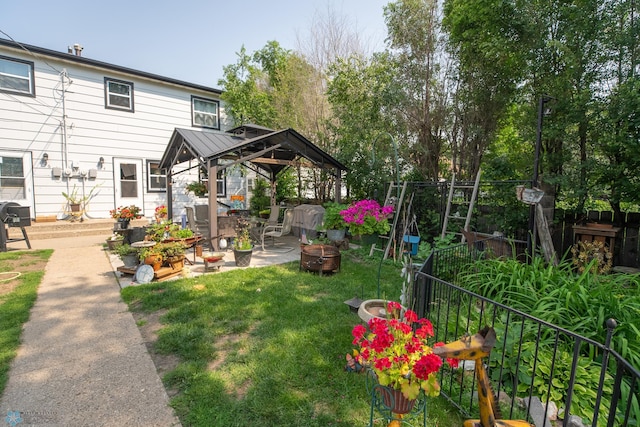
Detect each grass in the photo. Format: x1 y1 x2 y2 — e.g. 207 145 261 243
122 249 464 426
0 249 52 394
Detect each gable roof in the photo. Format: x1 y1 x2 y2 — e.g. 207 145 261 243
0 38 221 94
160 125 347 177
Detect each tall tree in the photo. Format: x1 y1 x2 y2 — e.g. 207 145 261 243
443 0 530 180
384 0 449 180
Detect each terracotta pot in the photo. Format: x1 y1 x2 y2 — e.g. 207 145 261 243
144 255 163 271
380 387 415 415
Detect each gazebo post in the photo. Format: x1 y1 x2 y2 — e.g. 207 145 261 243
335 168 342 203
270 173 277 206
166 169 173 219
208 159 219 250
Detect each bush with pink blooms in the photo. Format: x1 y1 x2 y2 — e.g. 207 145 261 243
340 199 394 236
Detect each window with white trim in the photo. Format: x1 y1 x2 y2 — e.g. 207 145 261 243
147 160 166 192
0 56 35 96
105 77 134 111
199 167 226 196
192 96 219 129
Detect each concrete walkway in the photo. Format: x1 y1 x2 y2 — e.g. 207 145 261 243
0 235 181 426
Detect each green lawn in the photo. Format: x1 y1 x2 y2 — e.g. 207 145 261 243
122 250 464 426
0 250 52 395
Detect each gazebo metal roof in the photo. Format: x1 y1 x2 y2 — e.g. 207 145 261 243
159 125 347 177
159 124 347 250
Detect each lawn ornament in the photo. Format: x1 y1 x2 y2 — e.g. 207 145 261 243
432 327 534 427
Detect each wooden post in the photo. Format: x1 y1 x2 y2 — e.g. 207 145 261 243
535 203 557 266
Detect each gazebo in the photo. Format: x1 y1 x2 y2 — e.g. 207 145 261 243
158 124 347 249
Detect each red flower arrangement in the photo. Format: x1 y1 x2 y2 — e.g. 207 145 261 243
110 205 142 220
155 205 168 216
351 301 444 400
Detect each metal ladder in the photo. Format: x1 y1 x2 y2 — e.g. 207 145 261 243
370 181 408 260
441 169 481 242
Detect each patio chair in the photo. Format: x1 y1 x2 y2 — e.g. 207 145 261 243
186 206 211 248
266 205 281 226
261 208 294 251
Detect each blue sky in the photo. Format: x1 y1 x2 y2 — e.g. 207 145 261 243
1 0 389 88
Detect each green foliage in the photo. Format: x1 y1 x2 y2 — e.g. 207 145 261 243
114 243 137 258
321 202 348 230
185 182 207 197
250 178 271 217
519 345 613 425
458 257 640 368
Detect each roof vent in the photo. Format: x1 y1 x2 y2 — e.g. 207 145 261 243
73 43 83 56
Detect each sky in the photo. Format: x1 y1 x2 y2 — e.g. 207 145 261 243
1 0 389 88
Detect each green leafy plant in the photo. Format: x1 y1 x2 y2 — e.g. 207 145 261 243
158 241 187 258
185 181 207 197
62 184 98 205
114 243 137 259
321 202 349 230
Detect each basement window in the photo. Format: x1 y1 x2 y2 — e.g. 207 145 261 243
105 77 134 112
0 56 35 96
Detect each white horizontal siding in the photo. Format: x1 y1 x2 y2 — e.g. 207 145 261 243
0 44 227 219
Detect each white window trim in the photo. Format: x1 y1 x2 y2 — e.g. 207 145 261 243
146 160 166 192
191 96 220 129
0 55 35 97
104 77 134 112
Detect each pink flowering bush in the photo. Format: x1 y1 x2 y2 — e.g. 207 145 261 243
351 302 444 400
340 199 394 236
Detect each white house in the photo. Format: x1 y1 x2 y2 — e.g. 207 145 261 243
0 38 230 221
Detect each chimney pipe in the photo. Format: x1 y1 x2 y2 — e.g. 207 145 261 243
67 46 73 54
73 43 83 56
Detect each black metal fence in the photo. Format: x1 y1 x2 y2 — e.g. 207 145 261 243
414 240 640 427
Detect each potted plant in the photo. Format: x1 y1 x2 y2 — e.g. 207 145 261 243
62 184 98 212
351 301 446 412
340 199 394 244
110 205 142 229
185 181 208 197
105 233 124 251
158 241 187 270
232 217 253 267
114 243 139 268
154 205 168 223
321 202 349 241
139 246 163 271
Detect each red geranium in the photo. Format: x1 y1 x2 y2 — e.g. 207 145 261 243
351 301 443 400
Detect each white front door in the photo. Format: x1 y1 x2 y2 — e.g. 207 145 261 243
114 158 144 214
0 150 34 209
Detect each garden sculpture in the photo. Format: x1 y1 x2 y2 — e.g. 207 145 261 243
432 327 534 427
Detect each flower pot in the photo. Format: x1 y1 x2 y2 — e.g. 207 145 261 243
144 255 163 271
233 248 253 267
380 386 416 415
359 233 379 247
122 254 139 268
106 239 123 251
118 218 130 229
166 255 185 270
326 229 346 242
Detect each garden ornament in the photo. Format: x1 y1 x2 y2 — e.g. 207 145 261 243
432 327 534 427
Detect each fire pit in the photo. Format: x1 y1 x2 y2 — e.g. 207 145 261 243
300 244 341 275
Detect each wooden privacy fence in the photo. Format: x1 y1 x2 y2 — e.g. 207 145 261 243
553 210 640 268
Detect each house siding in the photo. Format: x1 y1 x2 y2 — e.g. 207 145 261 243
0 40 231 220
